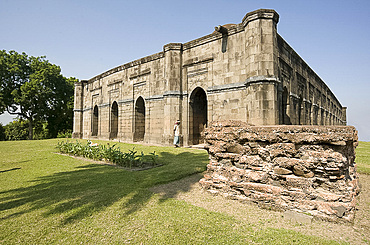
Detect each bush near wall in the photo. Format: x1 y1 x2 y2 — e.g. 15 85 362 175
57 140 159 169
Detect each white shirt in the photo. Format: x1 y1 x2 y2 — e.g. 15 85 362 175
174 124 180 136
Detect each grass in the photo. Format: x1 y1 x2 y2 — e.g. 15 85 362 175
0 139 361 244
356 141 370 174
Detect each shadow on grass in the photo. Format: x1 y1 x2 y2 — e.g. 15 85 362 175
0 150 209 225
150 172 205 202
0 168 21 173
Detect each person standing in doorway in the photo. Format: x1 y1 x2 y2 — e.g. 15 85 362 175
173 120 180 147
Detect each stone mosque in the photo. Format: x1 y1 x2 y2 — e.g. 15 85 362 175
73 9 346 146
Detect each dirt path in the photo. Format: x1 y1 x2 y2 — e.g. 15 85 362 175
150 173 370 245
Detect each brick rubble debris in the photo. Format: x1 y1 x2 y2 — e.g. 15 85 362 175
199 121 360 222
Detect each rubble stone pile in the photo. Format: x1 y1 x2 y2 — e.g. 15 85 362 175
200 121 359 222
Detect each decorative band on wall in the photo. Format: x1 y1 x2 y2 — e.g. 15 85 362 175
133 81 147 87
208 76 280 95
107 79 123 86
187 67 208 78
245 75 280 85
83 107 92 112
145 94 164 101
163 90 182 97
289 92 300 99
183 56 214 67
98 103 110 108
130 68 151 80
207 81 246 94
118 99 134 104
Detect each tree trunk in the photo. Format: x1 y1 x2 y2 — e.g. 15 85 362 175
28 119 33 140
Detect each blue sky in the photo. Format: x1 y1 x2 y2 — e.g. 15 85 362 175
1 0 369 141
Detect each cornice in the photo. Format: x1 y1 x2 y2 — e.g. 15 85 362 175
242 9 279 27
163 43 183 52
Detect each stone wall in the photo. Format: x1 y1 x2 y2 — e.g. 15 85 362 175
200 121 359 222
277 35 346 126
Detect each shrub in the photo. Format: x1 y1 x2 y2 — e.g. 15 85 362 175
3 119 51 140
4 119 29 140
57 141 160 168
57 129 72 138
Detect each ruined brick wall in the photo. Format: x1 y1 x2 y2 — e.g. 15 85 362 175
200 121 359 222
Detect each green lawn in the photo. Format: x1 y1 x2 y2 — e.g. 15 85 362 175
356 141 370 174
0 139 360 244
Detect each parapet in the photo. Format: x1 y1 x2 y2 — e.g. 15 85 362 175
242 9 279 27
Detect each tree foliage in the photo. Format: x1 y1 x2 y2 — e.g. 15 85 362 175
0 123 5 141
0 50 75 139
2 119 53 140
3 119 29 140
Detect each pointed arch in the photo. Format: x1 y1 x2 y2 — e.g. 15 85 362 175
298 95 303 125
92 105 99 136
134 96 145 142
282 86 291 124
110 101 118 139
189 87 207 145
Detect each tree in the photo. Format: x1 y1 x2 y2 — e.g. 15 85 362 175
0 50 75 139
0 50 30 114
0 123 5 141
4 119 29 140
46 77 76 138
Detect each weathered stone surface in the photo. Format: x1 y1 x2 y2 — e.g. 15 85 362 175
331 205 346 218
200 121 359 222
239 155 264 166
273 157 302 169
226 143 245 154
274 166 292 175
267 143 296 158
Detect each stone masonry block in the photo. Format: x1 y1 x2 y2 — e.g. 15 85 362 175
200 120 359 222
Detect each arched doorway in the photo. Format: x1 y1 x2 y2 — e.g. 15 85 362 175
298 96 303 125
282 87 291 124
110 101 118 139
134 96 145 142
189 87 207 145
92 105 99 136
